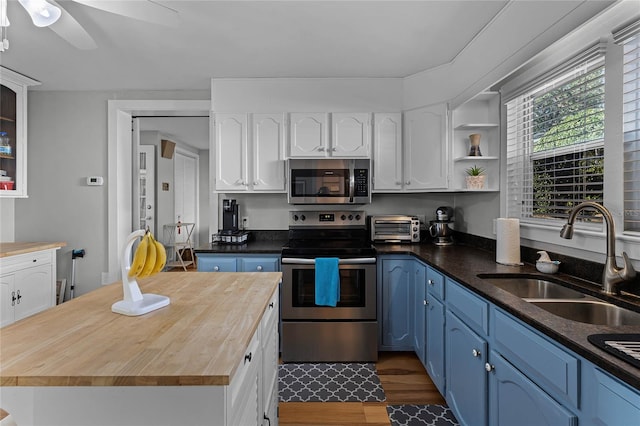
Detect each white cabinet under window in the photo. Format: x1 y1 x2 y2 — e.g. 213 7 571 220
288 112 370 158
452 92 500 192
215 113 285 192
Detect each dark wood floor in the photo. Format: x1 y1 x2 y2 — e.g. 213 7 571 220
279 351 446 425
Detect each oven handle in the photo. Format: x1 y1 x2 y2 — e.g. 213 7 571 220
281 257 377 265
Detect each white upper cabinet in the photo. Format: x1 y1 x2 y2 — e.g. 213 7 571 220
215 113 248 191
402 104 448 191
0 67 40 198
288 113 328 157
215 113 285 192
288 112 371 158
252 113 285 191
372 113 403 191
331 113 371 157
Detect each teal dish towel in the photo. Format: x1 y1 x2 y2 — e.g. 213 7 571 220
315 257 340 307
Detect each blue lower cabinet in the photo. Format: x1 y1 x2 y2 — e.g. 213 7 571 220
488 351 578 426
379 257 414 350
238 257 279 272
413 262 427 364
196 255 237 272
446 310 488 426
425 293 445 395
582 366 640 426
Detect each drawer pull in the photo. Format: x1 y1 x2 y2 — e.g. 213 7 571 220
485 362 495 372
264 414 271 426
244 352 252 364
269 302 274 309
472 348 481 358
213 266 219 271
257 265 263 271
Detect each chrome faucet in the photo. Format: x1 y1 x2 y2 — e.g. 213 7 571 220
560 202 636 295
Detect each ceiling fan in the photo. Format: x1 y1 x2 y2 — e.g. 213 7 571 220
1 0 180 51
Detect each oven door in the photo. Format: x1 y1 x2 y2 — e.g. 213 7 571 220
281 257 376 320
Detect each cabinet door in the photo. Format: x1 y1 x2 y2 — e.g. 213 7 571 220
289 113 328 157
331 113 371 157
215 113 248 191
372 113 403 191
252 113 285 192
413 262 426 365
195 255 237 272
0 273 16 327
14 264 54 322
489 351 577 426
403 104 448 190
446 310 488 426
426 293 445 395
380 258 413 349
239 257 279 272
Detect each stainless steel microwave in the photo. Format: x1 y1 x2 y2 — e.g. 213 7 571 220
287 158 371 204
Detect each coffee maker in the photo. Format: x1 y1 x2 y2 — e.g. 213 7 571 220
428 206 454 246
221 199 239 235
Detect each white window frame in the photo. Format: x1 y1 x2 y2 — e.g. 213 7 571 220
498 20 640 267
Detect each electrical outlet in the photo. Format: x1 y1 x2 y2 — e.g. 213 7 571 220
242 216 249 230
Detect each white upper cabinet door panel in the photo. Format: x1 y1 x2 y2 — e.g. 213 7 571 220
331 113 371 157
372 113 403 191
289 113 328 157
215 113 248 191
403 104 448 190
252 113 285 192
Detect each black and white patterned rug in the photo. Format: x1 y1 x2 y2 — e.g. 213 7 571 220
278 362 386 402
387 405 459 426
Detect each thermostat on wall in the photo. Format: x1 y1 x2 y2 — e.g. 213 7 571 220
87 176 104 186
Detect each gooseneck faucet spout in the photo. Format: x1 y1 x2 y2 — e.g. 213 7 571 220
560 202 636 295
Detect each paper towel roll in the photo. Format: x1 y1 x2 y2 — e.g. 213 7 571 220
496 218 521 265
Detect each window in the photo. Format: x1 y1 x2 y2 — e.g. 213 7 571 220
506 50 605 224
622 33 640 232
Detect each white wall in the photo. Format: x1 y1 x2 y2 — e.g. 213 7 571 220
0 198 15 241
14 90 208 296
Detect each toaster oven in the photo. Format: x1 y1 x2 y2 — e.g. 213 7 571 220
369 215 420 243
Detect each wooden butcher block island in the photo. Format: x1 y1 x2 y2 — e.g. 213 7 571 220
0 272 281 426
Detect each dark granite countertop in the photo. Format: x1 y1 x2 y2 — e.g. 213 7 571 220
195 236 640 390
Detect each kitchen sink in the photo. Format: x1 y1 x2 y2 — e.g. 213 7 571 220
529 300 640 326
477 274 586 299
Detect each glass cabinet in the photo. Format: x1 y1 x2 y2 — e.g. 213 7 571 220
0 67 39 198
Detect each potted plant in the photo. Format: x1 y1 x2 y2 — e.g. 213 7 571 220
465 165 486 189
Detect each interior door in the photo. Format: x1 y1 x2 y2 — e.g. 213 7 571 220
138 145 156 234
174 150 198 246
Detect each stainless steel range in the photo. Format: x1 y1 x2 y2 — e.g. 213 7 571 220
280 210 378 362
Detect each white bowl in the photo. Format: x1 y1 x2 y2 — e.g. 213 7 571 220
536 261 560 274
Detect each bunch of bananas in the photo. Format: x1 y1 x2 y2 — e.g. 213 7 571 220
128 231 167 278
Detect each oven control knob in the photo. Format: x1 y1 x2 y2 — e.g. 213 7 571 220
293 214 299 221
355 214 361 221
348 214 353 220
300 214 306 221
341 214 347 220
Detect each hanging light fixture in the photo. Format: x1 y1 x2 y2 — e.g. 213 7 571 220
18 0 61 27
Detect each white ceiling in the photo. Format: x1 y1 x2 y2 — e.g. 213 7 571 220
0 0 619 149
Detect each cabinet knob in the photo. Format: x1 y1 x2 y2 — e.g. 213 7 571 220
318 147 325 152
269 302 274 309
214 266 220 271
11 291 16 306
485 362 495 372
405 181 411 185
16 290 21 304
244 352 252 364
428 279 434 286
253 181 258 186
256 265 263 271
472 348 481 357
332 147 337 152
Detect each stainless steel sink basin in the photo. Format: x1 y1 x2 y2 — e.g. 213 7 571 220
478 275 586 299
529 300 640 326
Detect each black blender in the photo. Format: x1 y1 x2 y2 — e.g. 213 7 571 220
428 206 454 246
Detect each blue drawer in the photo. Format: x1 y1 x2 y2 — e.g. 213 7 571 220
446 278 489 336
427 266 445 301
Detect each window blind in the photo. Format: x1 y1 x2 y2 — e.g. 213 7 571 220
505 55 605 223
621 33 640 232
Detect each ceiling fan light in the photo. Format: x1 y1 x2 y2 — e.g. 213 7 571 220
18 0 61 27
